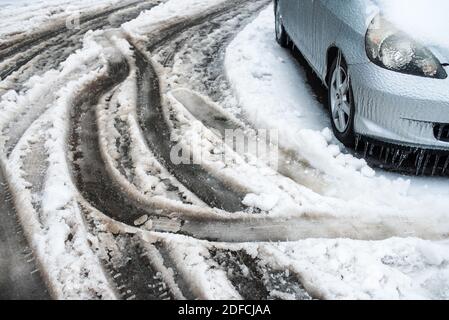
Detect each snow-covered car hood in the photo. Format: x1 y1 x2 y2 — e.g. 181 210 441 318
372 0 449 61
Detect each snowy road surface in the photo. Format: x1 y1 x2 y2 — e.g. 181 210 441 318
0 0 448 300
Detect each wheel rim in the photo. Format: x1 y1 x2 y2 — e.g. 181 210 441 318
275 4 282 40
330 62 351 133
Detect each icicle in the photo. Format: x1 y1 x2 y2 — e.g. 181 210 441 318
414 150 420 167
421 153 430 175
415 150 425 176
355 135 361 151
432 154 440 176
397 151 409 168
437 125 444 141
369 144 375 156
442 156 449 175
392 149 400 166
363 141 369 158
384 148 390 163
379 146 384 160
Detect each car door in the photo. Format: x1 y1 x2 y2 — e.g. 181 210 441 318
280 0 325 75
294 0 315 60
310 0 345 77
278 0 298 42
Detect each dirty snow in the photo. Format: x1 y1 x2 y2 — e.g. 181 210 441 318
1 0 449 300
0 30 120 299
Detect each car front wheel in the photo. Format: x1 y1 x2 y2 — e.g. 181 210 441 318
328 55 356 148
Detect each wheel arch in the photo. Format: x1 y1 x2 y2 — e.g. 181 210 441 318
325 46 348 86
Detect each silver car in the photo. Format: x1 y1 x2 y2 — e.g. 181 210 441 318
274 0 449 157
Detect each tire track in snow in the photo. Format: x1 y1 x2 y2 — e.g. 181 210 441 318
152 0 270 99
152 241 196 300
0 0 161 73
59 8 350 298
97 81 205 207
128 0 273 213
144 0 252 52
0 2 164 297
0 168 50 300
69 59 147 225
0 0 276 300
67 53 249 238
210 248 312 300
68 59 190 299
1 0 165 156
80 203 188 300
134 48 247 212
171 89 328 194
151 0 326 194
101 235 177 300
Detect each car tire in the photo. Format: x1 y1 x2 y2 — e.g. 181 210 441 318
327 55 356 148
275 1 289 48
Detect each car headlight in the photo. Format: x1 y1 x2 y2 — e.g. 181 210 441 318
365 15 447 79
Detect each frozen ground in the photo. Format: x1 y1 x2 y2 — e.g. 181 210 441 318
0 0 448 300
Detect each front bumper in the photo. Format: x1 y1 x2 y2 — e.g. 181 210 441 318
349 62 449 151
